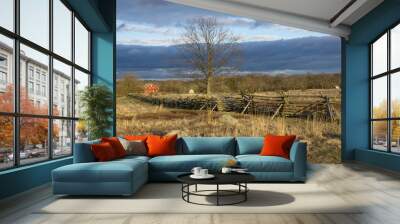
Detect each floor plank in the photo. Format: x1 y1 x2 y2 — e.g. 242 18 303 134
1 162 400 224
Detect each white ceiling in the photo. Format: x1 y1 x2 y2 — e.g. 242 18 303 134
228 0 352 22
166 0 384 38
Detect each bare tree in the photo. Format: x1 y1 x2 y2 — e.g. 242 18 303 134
180 17 241 95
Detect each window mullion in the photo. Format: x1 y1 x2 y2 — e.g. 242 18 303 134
71 10 76 154
48 0 54 160
370 45 373 149
13 0 20 167
388 30 391 153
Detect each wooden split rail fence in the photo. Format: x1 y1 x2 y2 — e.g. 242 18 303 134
128 90 340 121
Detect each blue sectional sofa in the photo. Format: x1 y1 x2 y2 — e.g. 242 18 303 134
52 137 307 196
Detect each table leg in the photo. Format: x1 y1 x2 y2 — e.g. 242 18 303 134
187 184 190 202
245 183 247 201
181 184 183 199
217 184 219 206
195 184 198 192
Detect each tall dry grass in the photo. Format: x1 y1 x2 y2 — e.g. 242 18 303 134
117 96 341 163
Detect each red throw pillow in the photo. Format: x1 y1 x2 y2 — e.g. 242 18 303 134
146 135 177 157
124 135 148 141
101 137 127 158
260 135 296 159
91 142 117 162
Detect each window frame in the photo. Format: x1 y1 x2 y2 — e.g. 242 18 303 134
0 0 92 171
370 21 400 154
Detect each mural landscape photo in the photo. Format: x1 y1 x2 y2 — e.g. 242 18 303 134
116 0 342 163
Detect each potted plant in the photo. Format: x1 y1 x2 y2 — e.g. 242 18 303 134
79 84 113 140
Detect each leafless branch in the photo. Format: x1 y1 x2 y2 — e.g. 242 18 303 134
178 17 242 94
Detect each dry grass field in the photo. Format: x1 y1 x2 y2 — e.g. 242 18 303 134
117 96 341 163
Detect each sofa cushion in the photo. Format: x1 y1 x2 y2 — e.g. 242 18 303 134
178 137 236 155
236 155 293 172
116 155 150 163
236 137 264 155
149 154 235 172
53 159 147 183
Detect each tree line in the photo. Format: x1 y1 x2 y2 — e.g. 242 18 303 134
117 73 341 96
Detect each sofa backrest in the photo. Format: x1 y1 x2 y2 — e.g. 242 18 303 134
74 136 299 160
236 137 264 155
177 137 236 155
73 139 100 163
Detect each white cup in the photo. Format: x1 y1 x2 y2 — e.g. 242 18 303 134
221 167 232 174
200 169 208 176
191 167 202 176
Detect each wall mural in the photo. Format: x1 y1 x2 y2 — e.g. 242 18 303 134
116 0 341 163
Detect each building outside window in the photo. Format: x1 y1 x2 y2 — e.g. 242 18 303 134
35 70 40 81
0 71 6 83
0 54 7 87
41 85 46 97
28 66 34 80
35 83 40 95
54 89 58 104
0 55 6 67
41 73 46 83
28 81 34 94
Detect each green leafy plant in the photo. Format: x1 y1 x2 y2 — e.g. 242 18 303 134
80 84 113 140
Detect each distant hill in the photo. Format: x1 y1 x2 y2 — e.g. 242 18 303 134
117 36 341 79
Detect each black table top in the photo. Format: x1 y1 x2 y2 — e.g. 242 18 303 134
177 172 255 185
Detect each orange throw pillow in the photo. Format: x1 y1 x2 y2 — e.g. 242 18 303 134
260 135 296 159
91 142 117 162
124 135 148 141
101 137 127 158
146 135 177 157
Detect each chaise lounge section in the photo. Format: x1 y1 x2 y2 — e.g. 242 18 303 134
52 137 307 196
52 140 149 196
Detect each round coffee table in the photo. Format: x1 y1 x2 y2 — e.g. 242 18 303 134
177 173 255 206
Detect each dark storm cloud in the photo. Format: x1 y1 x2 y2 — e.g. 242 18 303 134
117 36 341 79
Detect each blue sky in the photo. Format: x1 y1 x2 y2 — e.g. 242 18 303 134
117 0 328 46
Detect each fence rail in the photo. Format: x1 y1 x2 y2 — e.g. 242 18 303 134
128 89 341 121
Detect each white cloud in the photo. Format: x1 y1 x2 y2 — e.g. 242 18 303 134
118 38 183 46
217 16 257 27
117 20 181 35
274 25 328 37
238 34 281 42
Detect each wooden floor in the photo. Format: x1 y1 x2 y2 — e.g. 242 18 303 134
1 162 400 224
